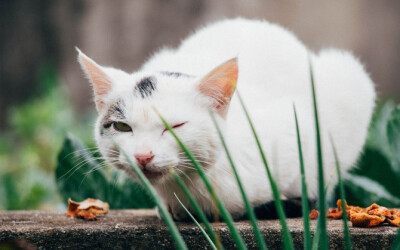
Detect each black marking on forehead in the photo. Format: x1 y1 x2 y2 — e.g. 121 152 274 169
134 77 157 98
110 101 125 119
159 71 193 78
102 100 125 123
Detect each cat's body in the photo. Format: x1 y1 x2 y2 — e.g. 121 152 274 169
78 18 375 220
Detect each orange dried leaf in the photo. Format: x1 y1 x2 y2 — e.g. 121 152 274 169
327 211 342 219
367 205 391 218
387 216 400 227
309 209 319 220
387 209 400 227
66 198 109 220
350 212 385 227
348 206 363 214
327 200 400 227
327 207 343 219
336 199 348 212
65 199 80 217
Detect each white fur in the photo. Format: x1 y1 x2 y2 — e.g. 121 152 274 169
80 18 375 220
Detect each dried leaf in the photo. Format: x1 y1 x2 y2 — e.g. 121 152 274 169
327 208 342 219
309 209 319 220
326 199 400 227
351 212 385 227
388 215 400 227
66 198 109 220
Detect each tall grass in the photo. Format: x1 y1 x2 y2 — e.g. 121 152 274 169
210 112 268 250
311 221 322 250
330 137 352 250
169 168 222 249
309 57 328 249
158 112 247 250
148 58 333 249
293 105 312 250
174 193 218 250
393 228 400 250
237 92 294 250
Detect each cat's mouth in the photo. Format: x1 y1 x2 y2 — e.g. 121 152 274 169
142 169 165 180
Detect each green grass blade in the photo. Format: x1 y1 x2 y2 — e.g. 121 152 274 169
392 228 400 250
312 178 333 249
330 137 352 250
210 112 268 250
157 112 247 250
237 92 294 250
311 217 321 250
169 168 223 250
174 193 218 250
309 56 328 249
117 146 188 250
293 105 312 250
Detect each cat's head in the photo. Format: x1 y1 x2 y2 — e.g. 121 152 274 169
77 48 238 184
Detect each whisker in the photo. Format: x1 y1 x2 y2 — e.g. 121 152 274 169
175 168 196 187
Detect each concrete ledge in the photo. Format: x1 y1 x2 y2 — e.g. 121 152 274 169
0 210 398 249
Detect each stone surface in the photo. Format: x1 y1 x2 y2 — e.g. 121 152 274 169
0 209 398 249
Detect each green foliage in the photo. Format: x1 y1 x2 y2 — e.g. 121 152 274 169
309 59 328 250
342 101 400 207
158 112 247 250
210 111 267 250
331 138 352 250
393 228 400 250
170 169 222 249
0 164 56 210
56 134 154 209
174 193 217 250
237 92 295 249
0 85 91 210
293 105 311 250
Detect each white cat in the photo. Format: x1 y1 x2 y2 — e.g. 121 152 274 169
77 18 375 220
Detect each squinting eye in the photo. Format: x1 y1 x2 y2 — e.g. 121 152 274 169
172 122 187 129
162 122 187 135
113 122 132 132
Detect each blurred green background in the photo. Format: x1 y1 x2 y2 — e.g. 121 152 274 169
1 1 400 211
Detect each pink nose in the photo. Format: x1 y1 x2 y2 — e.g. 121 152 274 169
134 153 154 166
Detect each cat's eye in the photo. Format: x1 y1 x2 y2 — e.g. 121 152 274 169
113 122 132 132
162 122 187 135
172 122 187 129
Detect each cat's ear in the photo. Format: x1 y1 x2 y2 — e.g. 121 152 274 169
76 47 112 112
198 58 238 116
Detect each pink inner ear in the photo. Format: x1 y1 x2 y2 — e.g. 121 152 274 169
80 56 112 97
198 58 238 115
78 53 112 111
